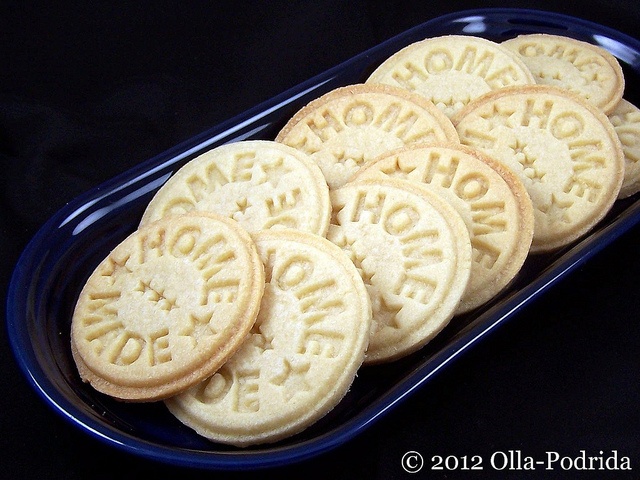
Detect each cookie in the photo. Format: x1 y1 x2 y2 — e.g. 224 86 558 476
70 212 265 402
327 178 472 364
165 229 372 447
607 98 640 198
140 140 331 237
502 34 625 114
366 35 536 118
353 143 534 313
275 83 459 189
453 85 625 253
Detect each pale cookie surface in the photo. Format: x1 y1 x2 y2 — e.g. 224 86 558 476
327 179 472 364
275 83 459 189
353 143 534 313
71 212 265 402
453 85 624 253
140 140 331 237
165 229 371 447
367 35 536 119
502 34 624 114
608 98 640 198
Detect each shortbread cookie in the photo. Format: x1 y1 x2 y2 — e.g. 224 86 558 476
327 178 472 364
165 229 371 447
453 85 624 253
70 212 265 402
366 35 536 118
275 83 459 189
502 34 624 114
608 98 640 198
353 143 534 313
140 140 331 237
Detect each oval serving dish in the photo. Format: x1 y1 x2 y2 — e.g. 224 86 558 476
7 8 640 470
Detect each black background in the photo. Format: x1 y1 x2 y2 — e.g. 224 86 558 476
2 1 639 479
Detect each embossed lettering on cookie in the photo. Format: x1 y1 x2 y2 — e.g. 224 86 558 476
276 83 459 189
70 212 265 402
366 34 537 119
453 85 625 253
165 229 372 447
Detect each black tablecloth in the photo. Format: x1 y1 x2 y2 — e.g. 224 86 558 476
2 1 639 478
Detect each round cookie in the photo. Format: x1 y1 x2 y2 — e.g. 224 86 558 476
140 140 331 237
275 83 459 189
70 212 265 402
608 98 640 198
165 229 372 447
453 85 625 253
366 35 536 118
327 178 472 364
502 34 624 114
353 143 534 313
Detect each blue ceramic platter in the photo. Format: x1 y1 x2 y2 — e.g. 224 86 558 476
7 8 640 470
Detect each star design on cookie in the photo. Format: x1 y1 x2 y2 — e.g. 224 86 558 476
178 310 218 340
349 246 375 285
333 147 367 168
479 102 516 129
269 358 312 401
255 156 292 188
380 156 417 178
538 193 574 224
538 69 563 82
328 229 375 283
135 279 178 311
233 196 251 215
509 139 529 160
101 254 132 285
248 322 274 354
375 295 403 331
508 140 546 183
523 165 546 183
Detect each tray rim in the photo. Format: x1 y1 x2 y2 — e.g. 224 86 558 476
6 6 640 470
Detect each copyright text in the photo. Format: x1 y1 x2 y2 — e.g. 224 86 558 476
401 450 632 473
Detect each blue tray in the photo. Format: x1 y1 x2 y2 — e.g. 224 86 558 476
7 8 640 470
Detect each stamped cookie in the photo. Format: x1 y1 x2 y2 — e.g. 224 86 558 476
502 34 625 114
366 35 536 118
327 178 472 364
70 212 265 402
453 85 624 253
353 143 534 313
275 83 459 189
140 140 331 237
608 98 640 198
165 229 371 447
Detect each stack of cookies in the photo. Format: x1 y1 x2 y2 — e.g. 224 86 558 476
70 32 639 447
